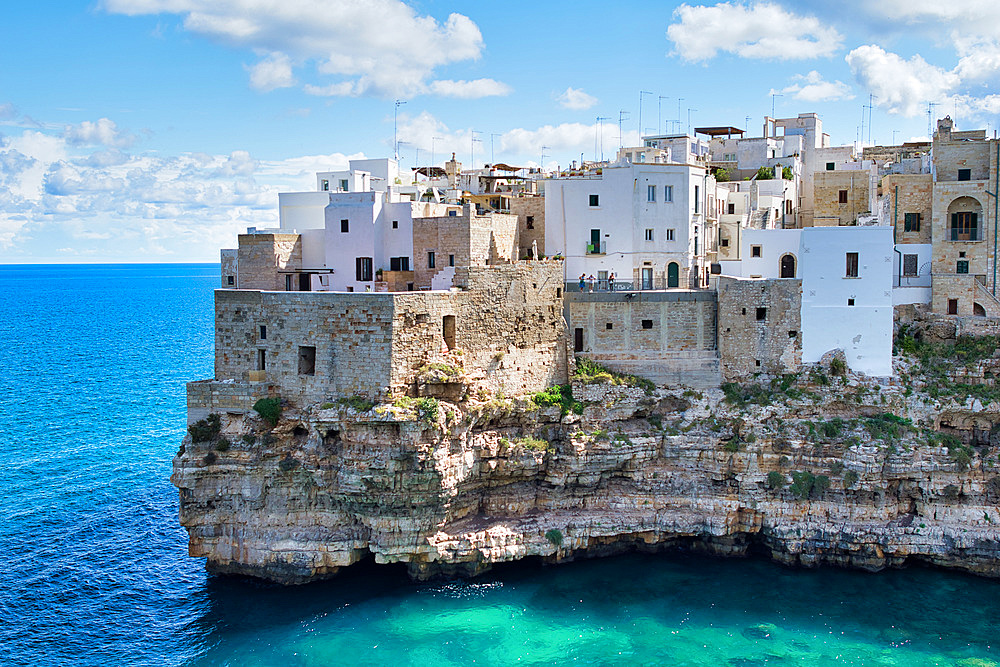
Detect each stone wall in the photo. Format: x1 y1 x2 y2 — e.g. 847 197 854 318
882 174 932 244
221 249 237 288
412 208 519 289
186 378 276 425
510 196 545 259
717 276 802 381
814 171 870 226
566 290 719 388
235 233 302 291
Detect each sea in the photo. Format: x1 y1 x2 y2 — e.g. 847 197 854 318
1 263 999 666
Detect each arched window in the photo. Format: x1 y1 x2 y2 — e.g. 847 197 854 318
780 254 796 278
667 262 679 288
948 196 984 241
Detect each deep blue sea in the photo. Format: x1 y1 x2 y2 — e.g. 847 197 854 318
2 263 1000 666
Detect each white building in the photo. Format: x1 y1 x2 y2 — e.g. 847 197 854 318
722 225 894 376
544 158 717 290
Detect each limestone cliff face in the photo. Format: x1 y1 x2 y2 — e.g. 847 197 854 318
172 372 1000 584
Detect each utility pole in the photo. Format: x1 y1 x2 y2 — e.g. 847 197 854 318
771 93 783 119
687 108 698 136
639 91 652 139
470 130 482 169
864 94 877 146
677 98 684 134
927 101 939 139
658 96 669 135
393 99 406 160
541 145 550 170
892 130 899 146
618 110 630 148
431 136 443 168
491 133 502 165
596 116 611 161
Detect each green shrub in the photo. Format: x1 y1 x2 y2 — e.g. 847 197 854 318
648 415 663 430
253 398 282 427
953 448 972 472
574 357 655 395
188 413 221 443
813 475 831 495
724 437 740 453
829 461 845 475
781 166 794 180
214 437 231 452
202 452 217 465
545 528 563 547
278 456 299 472
415 397 439 424
865 413 911 442
241 433 256 446
591 429 609 441
515 435 553 454
338 395 375 412
714 167 731 182
755 166 774 180
843 469 859 488
943 484 960 499
767 471 785 489
533 384 583 416
818 418 845 438
790 471 815 499
829 357 846 376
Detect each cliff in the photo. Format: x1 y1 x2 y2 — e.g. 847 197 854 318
172 352 1000 584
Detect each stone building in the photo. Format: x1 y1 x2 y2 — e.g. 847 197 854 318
411 206 519 289
717 276 802 380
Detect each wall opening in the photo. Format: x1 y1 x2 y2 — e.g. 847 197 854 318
948 299 959 315
443 315 456 351
257 349 266 371
667 262 679 288
298 346 316 375
756 307 766 321
574 328 584 352
641 319 653 329
974 302 986 317
779 254 796 278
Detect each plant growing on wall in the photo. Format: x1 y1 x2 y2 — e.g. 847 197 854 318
253 398 282 427
545 529 563 547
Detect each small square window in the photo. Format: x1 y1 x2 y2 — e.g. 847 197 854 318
341 219 349 233
645 228 654 241
526 215 534 229
641 319 653 329
259 325 267 340
428 251 436 269
589 194 600 206
448 210 458 217
665 229 675 241
392 220 398 229
751 245 762 258
339 179 349 190
226 275 234 285
826 162 835 170
904 213 920 232
788 330 797 338
298 346 316 376
721 239 729 247
755 360 762 367
957 260 969 274
756 307 766 321
958 168 971 181
606 323 613 330
838 190 848 204
848 298 855 306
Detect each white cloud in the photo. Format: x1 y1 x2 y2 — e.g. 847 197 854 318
555 87 598 110
953 37 1000 83
871 1 1000 38
426 79 511 99
0 103 17 121
667 2 842 62
102 0 508 98
62 118 136 148
247 52 295 91
846 45 960 117
778 70 854 102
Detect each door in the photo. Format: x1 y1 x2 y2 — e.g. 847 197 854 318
641 268 653 290
590 229 601 253
780 254 795 278
299 273 311 291
667 262 679 288
574 328 584 352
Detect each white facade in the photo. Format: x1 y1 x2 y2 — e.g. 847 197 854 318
722 226 894 376
892 243 933 305
545 160 713 289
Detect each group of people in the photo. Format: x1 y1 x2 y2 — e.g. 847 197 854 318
577 272 616 293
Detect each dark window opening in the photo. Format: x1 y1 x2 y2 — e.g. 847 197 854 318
846 252 859 277
449 254 455 267
340 219 349 233
694 185 700 213
299 273 311 291
389 256 410 272
727 203 735 214
259 325 267 340
948 298 959 315
957 260 969 274
958 168 971 181
257 349 266 371
826 162 835 170
355 257 373 282
756 307 766 321
755 360 761 367
407 283 414 291
721 239 729 247
641 319 653 329
903 254 918 276
574 328 584 352
848 298 855 306
751 245 762 258
285 274 293 291
904 212 921 232
556 288 562 298
428 251 436 268
392 220 399 229
788 330 797 338
951 212 978 241
526 216 534 229
226 275 235 285
741 307 746 316
838 190 848 204
589 194 599 207
443 315 456 351
298 346 316 375
606 323 613 330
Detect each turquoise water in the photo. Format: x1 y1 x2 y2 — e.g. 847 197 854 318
2 264 999 667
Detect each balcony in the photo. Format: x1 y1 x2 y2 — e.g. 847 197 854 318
586 241 607 255
567 280 635 293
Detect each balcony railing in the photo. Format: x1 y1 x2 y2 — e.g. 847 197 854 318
586 241 607 255
567 280 635 293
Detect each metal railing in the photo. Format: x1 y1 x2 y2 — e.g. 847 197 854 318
567 280 635 293
586 241 607 255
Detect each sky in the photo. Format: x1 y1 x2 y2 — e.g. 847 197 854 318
2 0 999 263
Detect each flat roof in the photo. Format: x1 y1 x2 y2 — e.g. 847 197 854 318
694 126 745 137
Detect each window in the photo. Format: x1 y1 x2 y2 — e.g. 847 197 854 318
226 275 234 285
442 316 456 351
574 328 584 352
526 215 534 229
785 200 792 214
948 299 959 315
392 220 398 229
756 307 766 321
957 260 970 274
589 194 600 207
341 219 349 233
449 254 455 267
665 185 673 202
848 298 855 306
339 179 349 190
257 349 266 371
389 257 410 271
259 325 267 340
728 203 735 214
641 319 653 329
448 210 457 217
428 251 436 268
721 238 729 247
606 323 613 330
788 330 797 338
321 179 329 191
355 257 373 281
751 245 762 258
903 254 918 276
838 190 848 204
958 169 971 181
904 213 921 232
826 162 835 170
846 252 859 277
647 185 656 202
694 185 700 213
665 229 675 241
298 346 316 375
951 212 978 240
285 274 293 291
645 228 654 241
